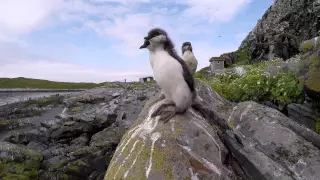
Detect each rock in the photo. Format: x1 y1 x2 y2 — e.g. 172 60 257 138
299 36 320 53
70 133 90 146
287 102 320 131
2 127 49 144
105 80 320 180
229 66 247 76
40 118 62 128
0 141 43 179
225 101 320 180
27 141 48 152
90 126 125 148
197 80 320 180
50 121 95 140
240 0 319 62
104 94 233 180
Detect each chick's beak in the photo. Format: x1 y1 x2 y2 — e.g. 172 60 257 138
139 39 150 49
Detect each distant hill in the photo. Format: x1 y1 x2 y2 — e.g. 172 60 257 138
0 77 100 89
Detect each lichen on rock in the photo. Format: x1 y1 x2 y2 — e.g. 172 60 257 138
104 94 232 180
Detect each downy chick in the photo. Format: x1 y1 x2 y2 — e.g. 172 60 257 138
139 28 196 123
182 42 198 75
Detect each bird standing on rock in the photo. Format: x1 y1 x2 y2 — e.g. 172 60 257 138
181 42 198 75
139 28 196 123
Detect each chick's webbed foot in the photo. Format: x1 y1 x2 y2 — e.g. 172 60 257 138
151 99 174 118
157 106 178 123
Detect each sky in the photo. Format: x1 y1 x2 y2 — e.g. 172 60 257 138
0 0 273 83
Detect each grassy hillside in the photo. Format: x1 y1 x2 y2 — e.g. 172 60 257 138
0 77 100 89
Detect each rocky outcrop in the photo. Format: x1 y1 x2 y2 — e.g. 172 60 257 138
262 36 320 132
104 93 234 180
2 79 320 180
0 86 159 180
105 80 320 180
239 0 320 62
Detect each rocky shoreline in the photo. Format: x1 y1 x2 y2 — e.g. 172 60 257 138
0 81 319 180
0 88 86 92
0 86 160 180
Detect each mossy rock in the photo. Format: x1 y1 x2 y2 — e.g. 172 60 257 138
65 159 89 176
104 94 231 180
0 142 43 169
300 49 320 99
0 162 40 180
305 71 320 92
299 36 320 53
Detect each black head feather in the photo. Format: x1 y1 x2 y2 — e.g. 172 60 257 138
182 41 193 54
146 28 168 40
182 42 191 47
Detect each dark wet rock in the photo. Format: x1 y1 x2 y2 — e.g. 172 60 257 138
2 127 49 145
0 85 159 180
0 94 65 120
27 141 49 153
70 133 90 146
90 126 125 148
50 120 95 140
287 102 320 131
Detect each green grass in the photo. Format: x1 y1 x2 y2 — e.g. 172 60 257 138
0 77 100 89
0 77 159 89
198 59 305 110
194 66 210 79
229 48 250 67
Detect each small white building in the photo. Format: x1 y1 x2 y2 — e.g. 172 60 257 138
139 76 154 83
209 57 225 76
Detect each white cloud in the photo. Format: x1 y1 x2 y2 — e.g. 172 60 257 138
0 0 253 82
0 0 62 36
181 0 252 23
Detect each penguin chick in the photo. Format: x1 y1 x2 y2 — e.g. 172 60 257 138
139 28 196 123
182 42 198 75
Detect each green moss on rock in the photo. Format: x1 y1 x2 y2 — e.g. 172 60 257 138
48 160 69 171
305 71 320 91
316 120 320 134
66 159 89 173
0 162 40 180
299 36 320 53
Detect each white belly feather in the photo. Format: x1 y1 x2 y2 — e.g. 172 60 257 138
150 50 186 100
182 51 198 74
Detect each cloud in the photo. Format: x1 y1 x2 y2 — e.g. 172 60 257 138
0 0 62 36
0 0 254 82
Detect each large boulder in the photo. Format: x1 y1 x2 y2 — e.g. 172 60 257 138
105 80 320 180
104 93 234 180
262 36 320 131
239 0 319 62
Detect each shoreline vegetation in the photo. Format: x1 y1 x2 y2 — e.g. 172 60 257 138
195 57 305 111
0 77 157 91
0 77 101 90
